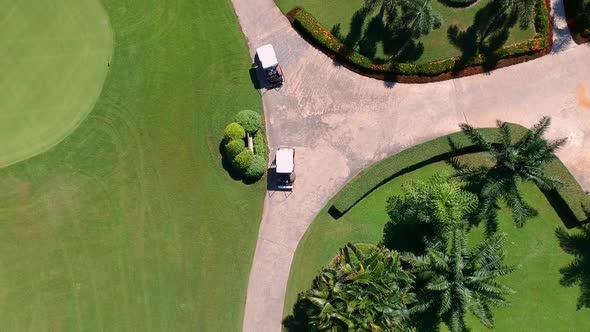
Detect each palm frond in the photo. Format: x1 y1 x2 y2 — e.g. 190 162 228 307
459 123 496 153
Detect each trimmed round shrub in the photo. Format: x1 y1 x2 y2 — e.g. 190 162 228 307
224 122 246 141
232 149 254 173
235 110 261 133
225 139 246 160
245 155 266 178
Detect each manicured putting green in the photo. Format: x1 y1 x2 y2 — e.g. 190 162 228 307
0 0 113 167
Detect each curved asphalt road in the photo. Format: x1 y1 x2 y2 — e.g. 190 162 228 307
232 0 590 330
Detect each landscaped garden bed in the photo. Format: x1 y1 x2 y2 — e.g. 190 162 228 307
563 0 590 43
277 0 552 82
284 161 590 331
284 119 590 331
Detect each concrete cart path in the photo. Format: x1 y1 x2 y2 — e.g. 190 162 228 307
233 0 590 330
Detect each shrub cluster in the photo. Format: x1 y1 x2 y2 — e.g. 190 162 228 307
288 0 551 78
331 124 590 224
221 111 267 180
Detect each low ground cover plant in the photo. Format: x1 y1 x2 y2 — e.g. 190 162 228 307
221 110 267 181
284 243 420 331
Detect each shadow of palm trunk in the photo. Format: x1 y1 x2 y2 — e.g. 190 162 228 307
447 0 517 71
556 213 590 310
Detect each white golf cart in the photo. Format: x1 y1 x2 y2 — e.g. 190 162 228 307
275 147 295 190
256 44 284 87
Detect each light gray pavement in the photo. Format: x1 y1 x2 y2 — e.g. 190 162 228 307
233 0 590 330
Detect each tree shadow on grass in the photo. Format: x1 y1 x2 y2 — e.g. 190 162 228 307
331 7 424 64
445 136 586 232
556 208 590 310
383 221 434 255
282 297 313 332
447 0 517 71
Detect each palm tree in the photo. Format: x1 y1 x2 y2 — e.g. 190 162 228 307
404 230 517 332
384 175 478 252
499 0 537 29
399 0 442 38
453 116 567 232
363 0 441 36
284 243 423 331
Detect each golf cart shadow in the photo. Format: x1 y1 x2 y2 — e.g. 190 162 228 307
266 167 294 195
250 60 274 90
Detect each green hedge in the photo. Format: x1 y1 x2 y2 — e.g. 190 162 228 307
288 0 550 77
254 131 267 158
331 124 590 225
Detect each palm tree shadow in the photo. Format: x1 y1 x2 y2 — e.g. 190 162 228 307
331 7 424 63
556 210 590 310
447 1 517 71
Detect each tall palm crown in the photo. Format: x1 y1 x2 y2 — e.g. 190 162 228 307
292 243 421 331
499 0 537 28
362 0 442 36
404 230 517 332
454 116 567 231
384 176 478 251
399 0 442 37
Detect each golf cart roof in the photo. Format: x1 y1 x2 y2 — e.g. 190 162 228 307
276 148 294 174
256 44 278 69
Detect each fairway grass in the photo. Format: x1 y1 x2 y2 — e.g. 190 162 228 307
0 0 113 167
285 161 590 331
0 0 264 330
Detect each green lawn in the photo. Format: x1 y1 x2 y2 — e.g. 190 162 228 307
284 159 590 331
0 0 113 167
0 0 264 331
275 0 536 63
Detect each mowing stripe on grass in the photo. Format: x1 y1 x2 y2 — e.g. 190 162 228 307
0 0 264 330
